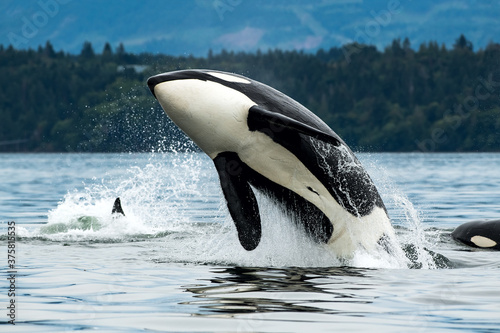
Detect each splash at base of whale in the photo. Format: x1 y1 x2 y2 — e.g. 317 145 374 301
147 69 404 259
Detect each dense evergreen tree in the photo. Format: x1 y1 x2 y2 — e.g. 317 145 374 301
80 41 95 59
0 36 499 152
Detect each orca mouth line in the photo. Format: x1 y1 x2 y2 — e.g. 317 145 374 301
147 70 213 97
147 70 248 98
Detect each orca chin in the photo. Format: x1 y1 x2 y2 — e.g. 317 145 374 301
147 69 400 258
452 219 500 250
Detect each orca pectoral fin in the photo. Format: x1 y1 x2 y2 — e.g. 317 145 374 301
248 105 341 146
213 152 261 251
112 197 125 216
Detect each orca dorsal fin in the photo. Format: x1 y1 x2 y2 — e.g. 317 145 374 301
213 152 261 251
112 197 125 216
247 105 341 146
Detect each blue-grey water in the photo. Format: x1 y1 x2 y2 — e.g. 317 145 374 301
1 152 500 332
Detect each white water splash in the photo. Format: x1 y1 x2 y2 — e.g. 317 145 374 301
33 148 441 269
39 149 215 241
391 194 439 269
361 154 441 269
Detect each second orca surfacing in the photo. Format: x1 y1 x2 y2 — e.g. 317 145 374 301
147 69 400 259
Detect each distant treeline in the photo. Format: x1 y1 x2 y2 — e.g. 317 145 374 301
1 35 499 152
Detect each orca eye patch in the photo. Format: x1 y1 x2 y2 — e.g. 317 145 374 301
471 235 497 248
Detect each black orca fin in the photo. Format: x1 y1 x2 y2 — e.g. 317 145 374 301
248 105 341 146
213 152 261 251
112 197 125 216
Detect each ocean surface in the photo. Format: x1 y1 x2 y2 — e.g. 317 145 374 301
1 152 500 332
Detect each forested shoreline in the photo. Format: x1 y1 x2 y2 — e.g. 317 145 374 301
1 35 499 153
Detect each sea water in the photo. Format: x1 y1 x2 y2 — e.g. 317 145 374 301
1 152 500 332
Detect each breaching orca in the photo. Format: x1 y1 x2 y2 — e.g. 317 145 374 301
452 219 500 250
147 69 398 257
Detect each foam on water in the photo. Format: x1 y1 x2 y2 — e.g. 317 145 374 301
30 148 445 269
43 152 196 235
361 153 444 269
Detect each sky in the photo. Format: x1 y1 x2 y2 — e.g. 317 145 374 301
1 0 499 56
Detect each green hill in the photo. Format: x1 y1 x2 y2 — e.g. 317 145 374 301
1 36 499 152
